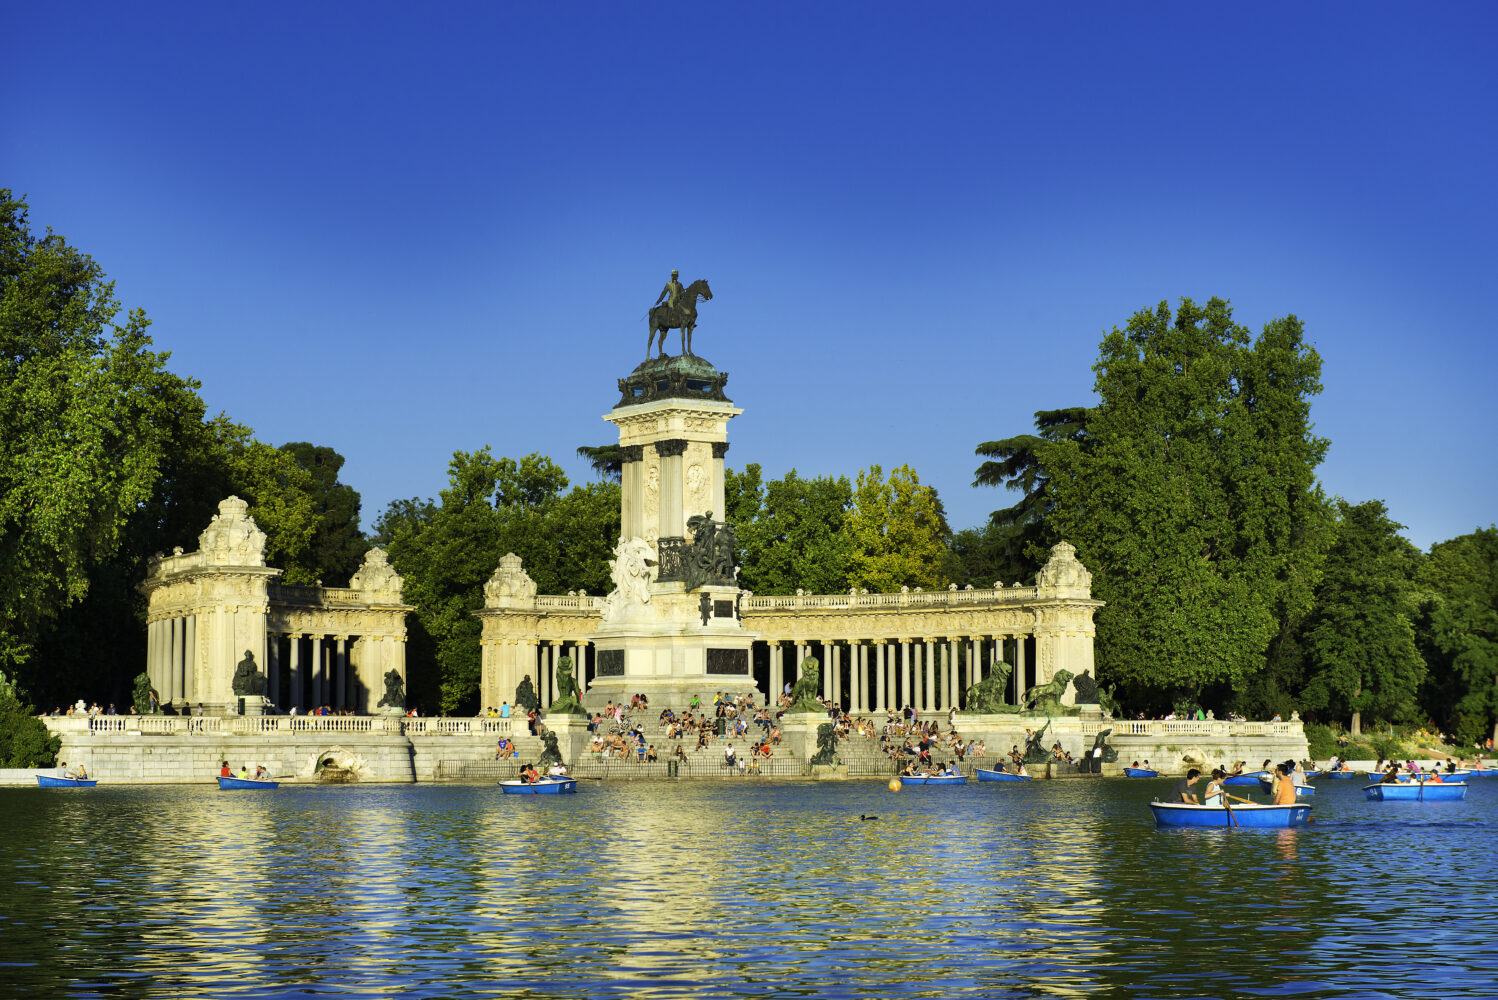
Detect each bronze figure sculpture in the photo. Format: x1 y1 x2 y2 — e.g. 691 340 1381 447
647 276 713 359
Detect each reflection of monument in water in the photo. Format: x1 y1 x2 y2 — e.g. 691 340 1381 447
476 278 1107 717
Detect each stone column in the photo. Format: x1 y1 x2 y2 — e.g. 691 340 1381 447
1016 635 1028 705
947 637 959 711
184 614 197 704
828 642 840 707
167 617 183 705
924 639 936 713
574 641 589 693
656 439 687 542
289 636 302 711
969 637 981 690
549 642 562 709
769 642 782 705
846 642 858 712
901 640 912 712
620 445 645 540
336 637 348 709
875 641 887 713
311 636 324 708
711 442 729 527
795 642 807 681
857 643 870 714
267 633 280 709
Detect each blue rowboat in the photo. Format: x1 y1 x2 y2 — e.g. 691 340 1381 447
1364 782 1467 802
1466 768 1498 778
1223 773 1266 787
1123 767 1159 778
37 774 97 788
975 768 1032 782
1150 801 1311 829
899 774 968 785
218 775 279 790
1320 770 1357 779
500 777 577 795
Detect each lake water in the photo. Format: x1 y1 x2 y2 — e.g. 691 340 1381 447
2 777 1494 999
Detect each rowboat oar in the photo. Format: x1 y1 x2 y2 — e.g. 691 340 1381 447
1224 797 1238 828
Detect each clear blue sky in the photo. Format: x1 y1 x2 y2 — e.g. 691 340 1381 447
6 3 1494 552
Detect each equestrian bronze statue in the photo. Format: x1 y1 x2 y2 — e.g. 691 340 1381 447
647 277 713 359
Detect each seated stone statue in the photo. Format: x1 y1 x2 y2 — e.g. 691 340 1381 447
1022 669 1075 715
376 669 405 709
1072 669 1099 705
785 657 822 713
962 660 1015 714
515 674 538 712
230 651 264 697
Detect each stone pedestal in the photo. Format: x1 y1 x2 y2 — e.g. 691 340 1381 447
777 711 825 765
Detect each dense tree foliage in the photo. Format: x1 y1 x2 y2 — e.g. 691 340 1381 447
375 450 620 713
973 407 1091 580
844 464 949 592
0 190 185 673
280 442 366 585
1035 298 1335 708
1416 527 1498 743
725 464 853 595
1298 501 1426 733
0 671 60 767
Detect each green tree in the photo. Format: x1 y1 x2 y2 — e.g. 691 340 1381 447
281 442 367 585
1416 527 1498 744
973 407 1091 580
725 464 852 594
843 464 949 592
1299 501 1425 734
0 671 60 767
1040 297 1334 706
0 190 187 676
376 450 619 713
576 443 623 483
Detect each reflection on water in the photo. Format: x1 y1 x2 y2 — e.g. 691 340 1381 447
2 779 1495 998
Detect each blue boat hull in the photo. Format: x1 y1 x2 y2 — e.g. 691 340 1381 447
36 775 97 788
1222 774 1265 786
1467 768 1498 778
899 774 968 785
1363 782 1467 801
1150 802 1311 828
500 778 577 794
1321 770 1357 779
975 769 1031 782
218 776 279 790
1123 768 1159 778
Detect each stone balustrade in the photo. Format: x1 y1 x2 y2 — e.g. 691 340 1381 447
46 714 514 738
743 586 1039 611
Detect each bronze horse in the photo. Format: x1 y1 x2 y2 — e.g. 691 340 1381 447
647 279 713 359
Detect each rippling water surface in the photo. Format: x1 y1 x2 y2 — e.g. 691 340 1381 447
2 777 1494 998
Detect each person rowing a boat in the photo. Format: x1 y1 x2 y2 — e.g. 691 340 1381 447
1203 767 1253 807
1271 763 1298 805
1172 769 1203 803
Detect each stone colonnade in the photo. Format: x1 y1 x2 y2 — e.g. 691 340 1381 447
755 634 1032 714
475 542 1103 716
141 498 412 715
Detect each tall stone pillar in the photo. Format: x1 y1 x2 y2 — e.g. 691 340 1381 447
711 442 729 525
267 634 280 709
847 642 859 713
311 636 324 708
336 637 348 709
901 640 913 712
947 638 959 711
862 643 874 715
620 445 645 540
875 641 887 713
289 636 302 711
916 640 928 709
769 642 782 704
168 618 184 705
1016 636 1028 706
656 438 687 543
969 637 981 690
184 614 197 704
